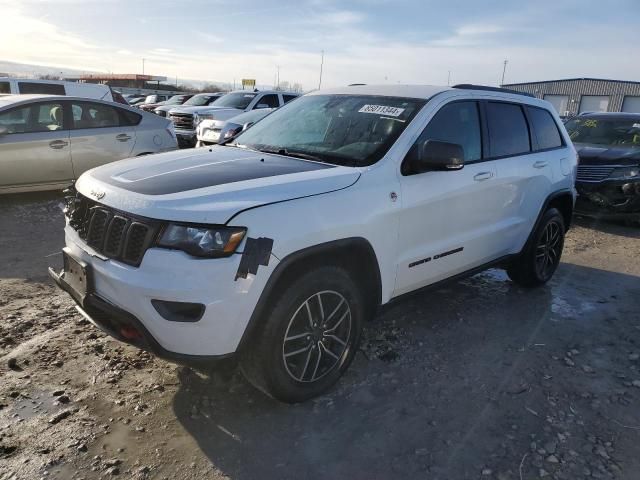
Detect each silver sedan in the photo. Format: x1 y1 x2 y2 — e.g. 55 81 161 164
0 95 178 194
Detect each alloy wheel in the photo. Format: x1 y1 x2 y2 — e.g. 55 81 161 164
282 290 352 383
535 220 562 280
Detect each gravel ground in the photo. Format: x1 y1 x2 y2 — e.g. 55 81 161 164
1 192 639 480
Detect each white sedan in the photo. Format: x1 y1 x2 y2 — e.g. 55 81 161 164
0 94 178 194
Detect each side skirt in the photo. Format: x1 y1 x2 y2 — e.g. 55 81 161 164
383 254 517 309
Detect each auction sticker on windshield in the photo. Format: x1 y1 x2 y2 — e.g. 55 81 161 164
358 104 405 117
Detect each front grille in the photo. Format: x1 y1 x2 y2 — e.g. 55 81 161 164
169 112 194 130
65 191 160 267
576 165 615 182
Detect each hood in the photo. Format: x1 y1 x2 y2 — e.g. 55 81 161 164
575 143 640 166
75 146 361 224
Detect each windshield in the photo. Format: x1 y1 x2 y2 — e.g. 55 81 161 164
184 94 214 106
565 117 640 146
232 94 425 166
212 92 257 109
166 95 188 105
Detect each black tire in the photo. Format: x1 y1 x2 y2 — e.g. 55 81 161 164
507 207 565 287
240 265 364 403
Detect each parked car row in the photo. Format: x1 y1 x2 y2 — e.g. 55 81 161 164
167 90 299 147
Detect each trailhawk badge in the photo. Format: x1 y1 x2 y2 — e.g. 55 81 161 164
90 189 106 200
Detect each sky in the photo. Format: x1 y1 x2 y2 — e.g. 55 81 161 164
1 0 639 91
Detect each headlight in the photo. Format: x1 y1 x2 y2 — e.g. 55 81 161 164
157 224 246 258
223 123 243 140
193 113 213 125
609 166 640 179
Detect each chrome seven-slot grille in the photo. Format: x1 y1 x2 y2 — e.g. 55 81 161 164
169 112 194 130
65 192 160 267
576 165 616 183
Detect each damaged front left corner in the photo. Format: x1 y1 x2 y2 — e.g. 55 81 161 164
235 237 274 281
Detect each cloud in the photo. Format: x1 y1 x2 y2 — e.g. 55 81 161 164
197 32 223 43
1 0 639 91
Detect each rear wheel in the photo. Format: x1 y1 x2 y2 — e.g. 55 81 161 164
240 265 364 403
507 208 565 287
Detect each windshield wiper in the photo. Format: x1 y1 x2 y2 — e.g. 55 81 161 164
256 146 339 164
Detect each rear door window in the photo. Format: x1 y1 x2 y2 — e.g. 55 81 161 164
0 102 65 133
528 106 563 150
0 81 10 94
18 82 66 95
71 101 120 129
283 94 298 104
486 102 531 157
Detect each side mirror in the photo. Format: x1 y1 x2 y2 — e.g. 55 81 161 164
0 126 8 137
255 103 270 109
404 140 464 174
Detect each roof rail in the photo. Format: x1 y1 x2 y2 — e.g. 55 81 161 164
452 84 535 98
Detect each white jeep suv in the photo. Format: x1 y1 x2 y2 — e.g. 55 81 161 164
50 84 577 403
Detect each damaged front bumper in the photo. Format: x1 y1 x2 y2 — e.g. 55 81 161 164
575 178 640 220
48 228 278 360
49 264 233 366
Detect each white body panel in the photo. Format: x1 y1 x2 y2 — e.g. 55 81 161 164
62 85 577 357
0 77 113 101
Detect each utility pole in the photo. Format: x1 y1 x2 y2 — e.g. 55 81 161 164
501 59 508 86
276 65 280 90
318 50 324 90
142 58 145 75
447 70 451 86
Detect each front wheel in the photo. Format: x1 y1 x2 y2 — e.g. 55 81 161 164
507 207 565 287
240 266 364 403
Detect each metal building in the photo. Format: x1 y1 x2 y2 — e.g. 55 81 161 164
501 78 640 117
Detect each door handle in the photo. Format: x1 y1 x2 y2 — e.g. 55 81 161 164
473 171 493 181
116 134 132 142
533 160 548 169
49 140 69 149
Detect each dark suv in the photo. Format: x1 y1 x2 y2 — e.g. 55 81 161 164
566 113 640 222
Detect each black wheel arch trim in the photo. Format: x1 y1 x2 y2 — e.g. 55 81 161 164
236 237 382 353
522 188 573 254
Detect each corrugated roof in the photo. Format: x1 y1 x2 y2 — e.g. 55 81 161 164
503 78 640 87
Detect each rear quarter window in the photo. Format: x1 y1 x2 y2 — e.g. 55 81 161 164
18 82 65 95
486 102 531 157
119 108 142 126
528 106 563 150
